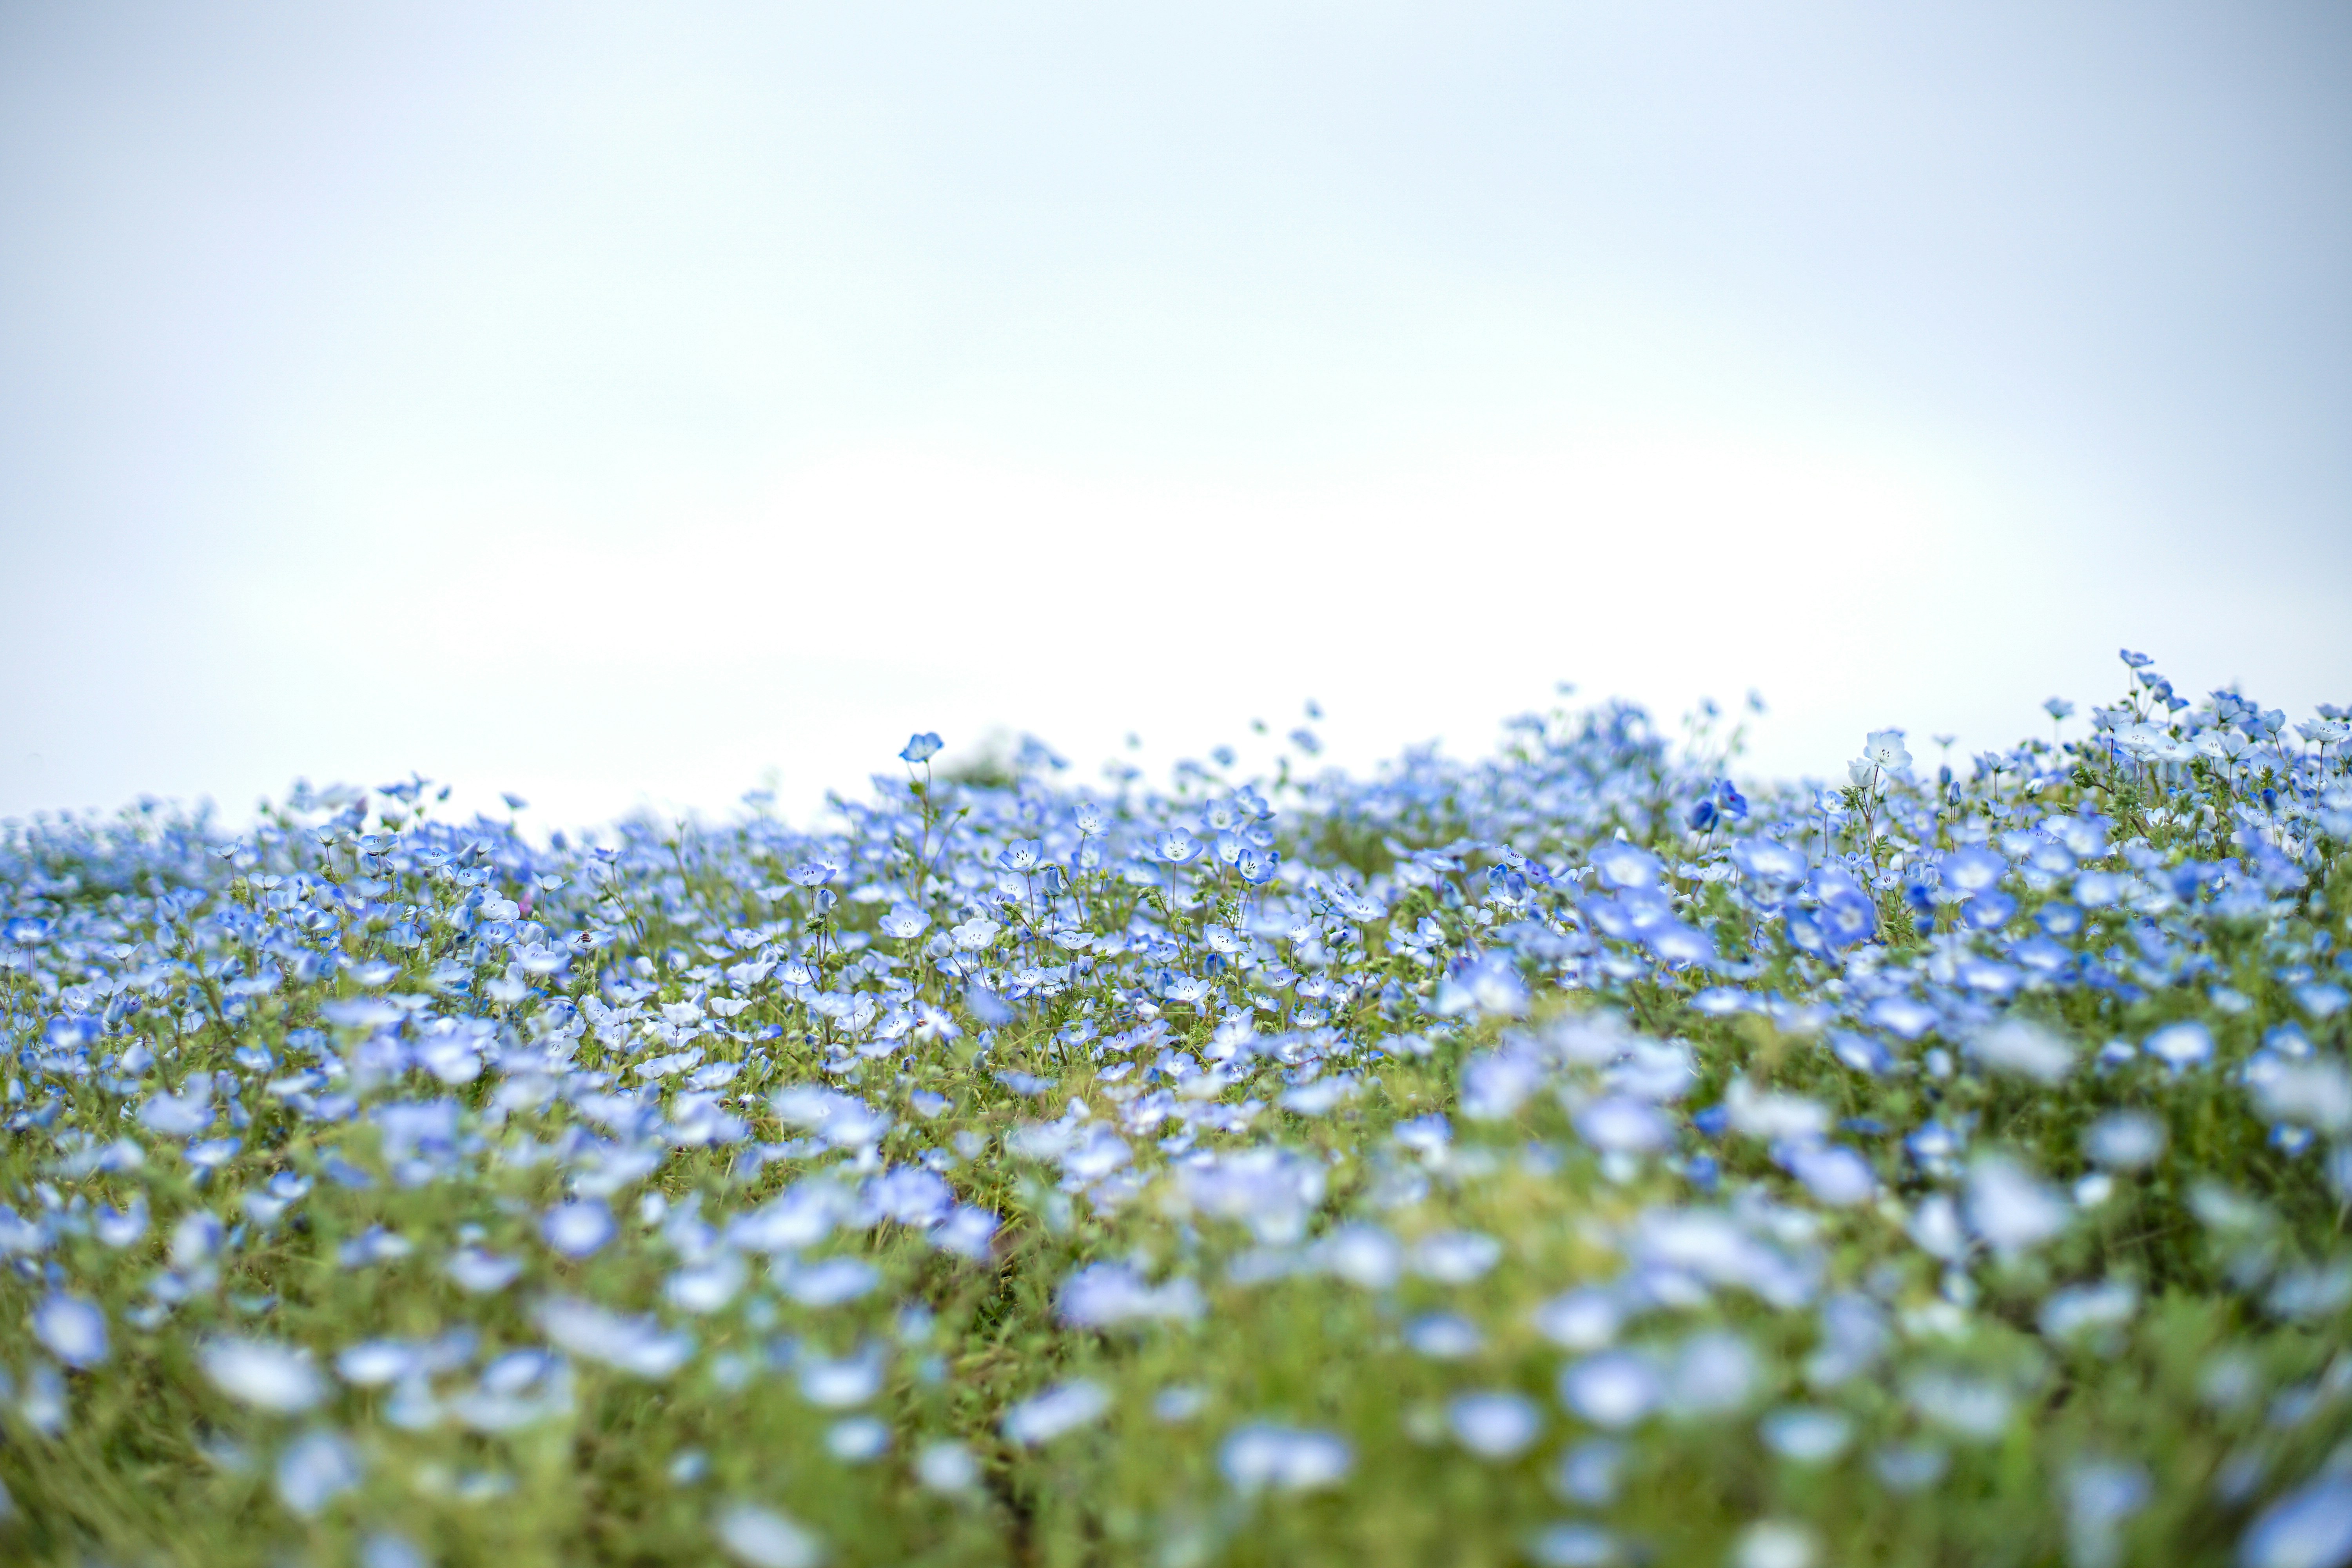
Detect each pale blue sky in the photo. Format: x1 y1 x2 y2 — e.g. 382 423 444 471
4 3 2348 826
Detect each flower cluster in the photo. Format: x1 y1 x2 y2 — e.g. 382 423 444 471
2 652 2348 1566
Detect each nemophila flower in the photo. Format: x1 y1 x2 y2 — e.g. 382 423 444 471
1532 1288 1622 1352
1759 1407 1853 1466
714 1503 824 1568
1940 847 2005 894
335 1341 418 1387
445 1247 523 1294
1156 828 1202 864
2249 1056 2352 1134
1866 996 1938 1040
1404 1312 1483 1359
782 1256 883 1307
949 915 1002 952
1589 840 1663 891
823 1417 889 1464
1777 1141 1875 1206
187 1137 241 1171
171 1210 226 1269
1411 1230 1503 1284
1573 1096 1674 1154
1907 1193 1967 1262
33 1294 109 1369
1312 1223 1403 1290
338 1227 414 1270
915 1442 980 1494
2239 1474 2352 1568
1057 1263 1203 1328
94 1197 148 1249
1960 889 2016 930
275 1428 364 1518
1967 1019 2076 1084
541 1200 617 1258
1449 1392 1543 1460
2041 1281 2140 1346
1906 1369 2014 1444
1873 1445 1952 1494
2039 901 2085 936
2294 982 2350 1020
2079 1109 2164 1171
798 1347 885 1408
138 1084 214 1137
1731 838 1808 889
1551 1438 1626 1507
1644 919 1714 967
359 1532 429 1568
898 733 943 764
1663 1328 1760 1418
1724 1079 1831 1143
1559 1352 1664 1430
2141 1018 2215 1073
666 1254 747 1314
1002 1380 1109 1446
1154 1387 1208 1423
1835 1270 1935 1361
1218 1424 1352 1493
772 1086 891 1148
1436 953 1528 1017
1864 730 1912 772
1806 875 1877 950
1525 1522 1623 1568
203 1339 326 1413
1965 1154 2069 1258
537 1298 692 1379
1731 1520 1820 1568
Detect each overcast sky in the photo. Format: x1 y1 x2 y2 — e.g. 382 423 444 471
4 2 2348 830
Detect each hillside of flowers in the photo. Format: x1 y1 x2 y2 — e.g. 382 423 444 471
3 651 2350 1568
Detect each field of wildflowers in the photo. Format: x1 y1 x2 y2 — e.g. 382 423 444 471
3 651 2350 1568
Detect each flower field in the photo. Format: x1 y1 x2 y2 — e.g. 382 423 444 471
3 653 2350 1567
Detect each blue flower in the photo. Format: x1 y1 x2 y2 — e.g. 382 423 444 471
1805 873 1878 950
1238 846 1281 884
1589 840 1663 891
1156 829 1202 864
33 1293 109 1369
541 1200 617 1259
899 732 944 763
